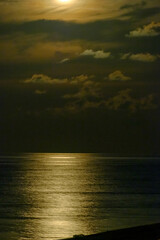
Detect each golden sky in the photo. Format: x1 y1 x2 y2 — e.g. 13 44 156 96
0 0 160 153
0 0 159 22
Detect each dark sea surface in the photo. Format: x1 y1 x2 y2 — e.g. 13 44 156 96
0 153 160 240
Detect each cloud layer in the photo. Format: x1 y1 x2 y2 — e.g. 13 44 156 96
0 0 152 23
22 73 158 115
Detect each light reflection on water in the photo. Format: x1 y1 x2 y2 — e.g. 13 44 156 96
0 153 160 240
21 153 100 239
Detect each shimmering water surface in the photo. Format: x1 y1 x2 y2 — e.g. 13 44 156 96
0 153 160 240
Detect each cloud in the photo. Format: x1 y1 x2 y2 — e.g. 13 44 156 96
120 1 146 10
121 5 160 22
80 49 111 59
121 53 131 60
35 89 46 95
63 75 99 99
23 74 68 84
23 74 95 86
64 84 100 100
108 70 131 81
106 89 133 110
138 94 157 110
70 75 94 84
55 89 157 114
105 89 157 112
59 58 69 63
129 53 158 62
127 22 160 37
121 53 158 62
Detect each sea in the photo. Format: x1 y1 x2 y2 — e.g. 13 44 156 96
0 153 160 240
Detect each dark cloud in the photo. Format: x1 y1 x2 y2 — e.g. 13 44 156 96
63 81 100 100
52 88 158 115
0 19 130 42
122 7 160 21
120 1 146 10
35 89 46 95
105 89 157 112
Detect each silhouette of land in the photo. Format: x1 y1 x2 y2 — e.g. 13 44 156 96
61 223 160 240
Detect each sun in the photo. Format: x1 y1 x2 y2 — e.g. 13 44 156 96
56 0 74 5
59 0 70 3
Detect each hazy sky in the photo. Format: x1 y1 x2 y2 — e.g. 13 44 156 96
0 0 160 154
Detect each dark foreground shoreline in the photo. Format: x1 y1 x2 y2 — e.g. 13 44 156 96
61 223 160 240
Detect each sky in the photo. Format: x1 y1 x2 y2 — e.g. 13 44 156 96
0 0 160 154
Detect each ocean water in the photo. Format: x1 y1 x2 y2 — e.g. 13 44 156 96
0 153 160 240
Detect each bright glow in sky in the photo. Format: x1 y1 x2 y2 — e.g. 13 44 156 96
58 0 71 3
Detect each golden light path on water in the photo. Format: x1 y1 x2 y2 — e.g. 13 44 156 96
49 157 76 159
22 153 101 239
